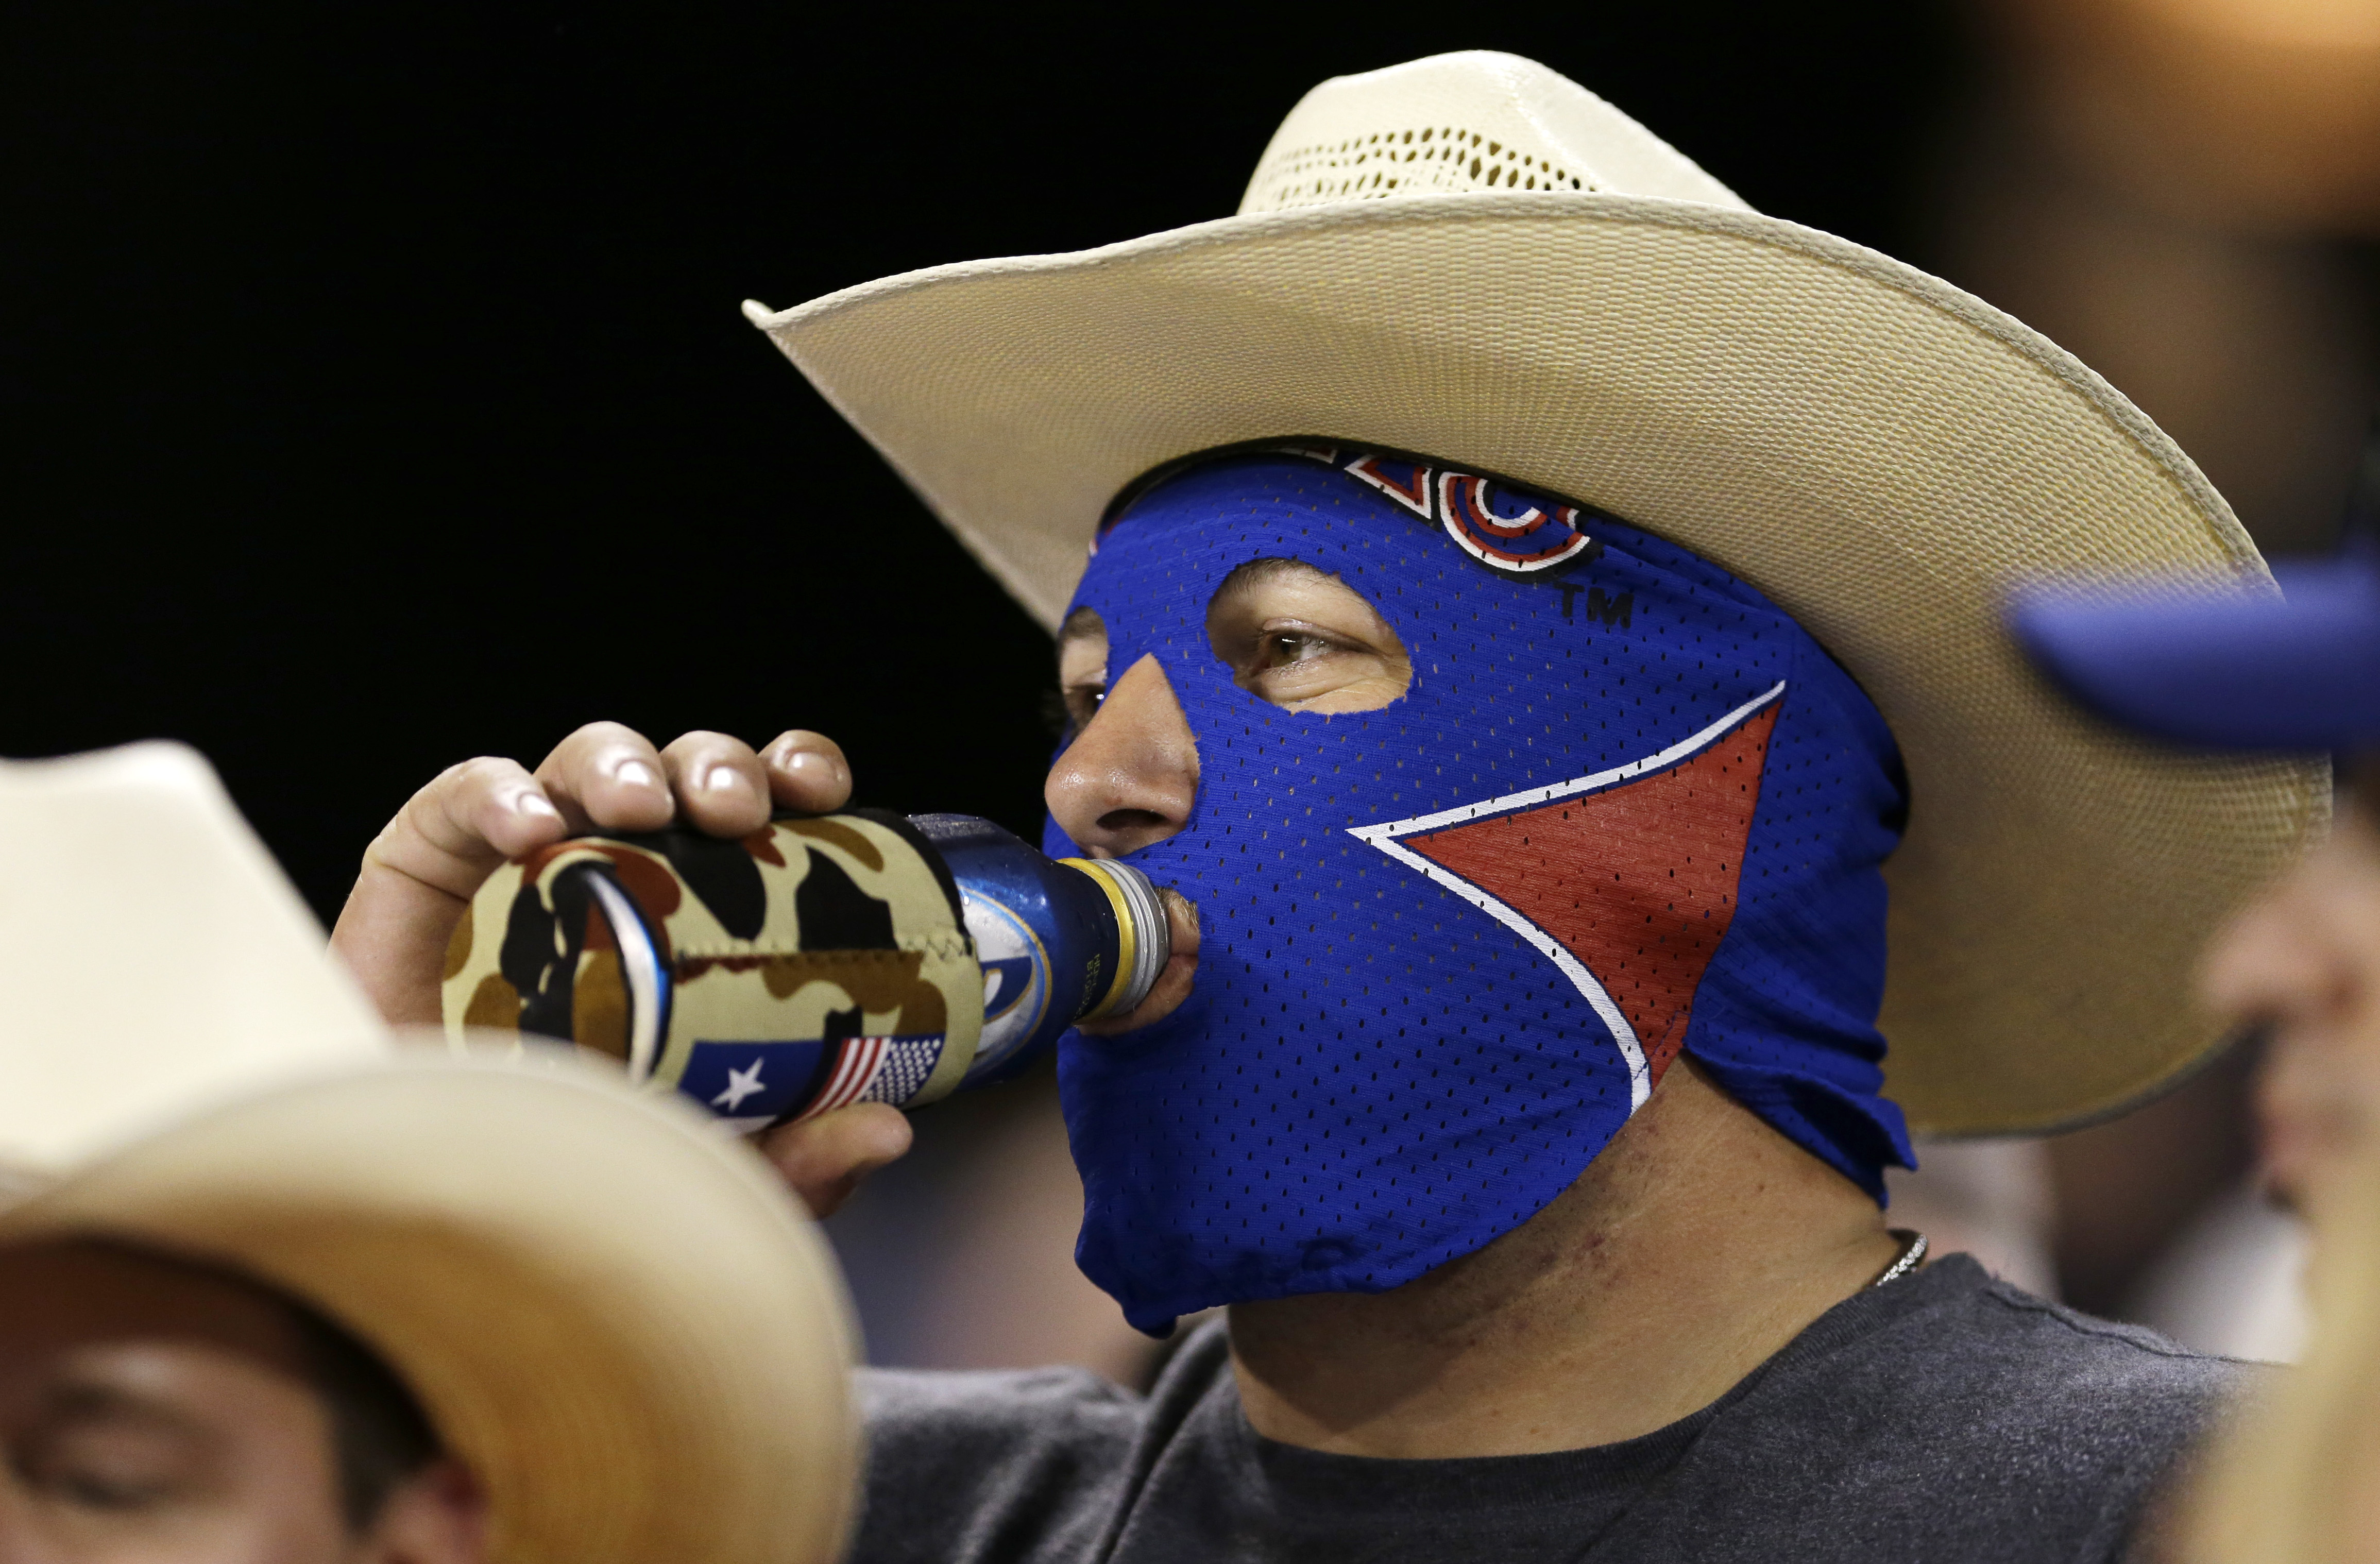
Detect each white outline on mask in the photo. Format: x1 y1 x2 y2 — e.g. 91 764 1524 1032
1345 681 1788 1112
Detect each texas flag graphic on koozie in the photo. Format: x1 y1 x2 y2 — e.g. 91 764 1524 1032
1347 682 1783 1111
676 1039 833 1134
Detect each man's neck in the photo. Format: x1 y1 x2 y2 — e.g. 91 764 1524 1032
1226 1060 1901 1458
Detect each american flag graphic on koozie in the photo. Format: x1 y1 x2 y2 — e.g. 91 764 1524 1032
792 1033 948 1120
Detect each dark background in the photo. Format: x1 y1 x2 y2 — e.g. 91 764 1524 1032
5 4 1962 922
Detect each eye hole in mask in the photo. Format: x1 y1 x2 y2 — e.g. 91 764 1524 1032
1204 557 1413 715
1056 562 1414 744
1056 605 1110 741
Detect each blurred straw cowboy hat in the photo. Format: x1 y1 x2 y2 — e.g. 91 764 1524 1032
743 49 2327 1136
0 743 860 1564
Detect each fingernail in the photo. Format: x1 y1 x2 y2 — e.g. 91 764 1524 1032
613 759 659 790
786 750 844 781
699 764 751 794
514 791 560 819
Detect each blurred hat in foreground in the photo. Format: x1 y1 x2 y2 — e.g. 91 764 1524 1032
0 741 388 1173
2014 432 2380 752
0 742 862 1564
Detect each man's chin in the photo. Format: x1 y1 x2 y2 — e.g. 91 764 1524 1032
2256 1124 2358 1218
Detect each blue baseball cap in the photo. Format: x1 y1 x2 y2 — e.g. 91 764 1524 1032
2011 440 2380 753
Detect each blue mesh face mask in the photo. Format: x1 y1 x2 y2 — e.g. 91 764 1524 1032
1044 447 1914 1334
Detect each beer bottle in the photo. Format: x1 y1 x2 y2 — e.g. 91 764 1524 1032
441 811 1168 1129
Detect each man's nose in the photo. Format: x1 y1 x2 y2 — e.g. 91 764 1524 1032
1045 653 1200 857
2199 837 2352 1032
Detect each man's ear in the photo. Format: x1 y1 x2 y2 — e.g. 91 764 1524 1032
360 1458 487 1564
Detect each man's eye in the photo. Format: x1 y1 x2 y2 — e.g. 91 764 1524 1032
18 1444 183 1514
1061 683 1106 737
1255 632 1335 670
55 1469 175 1511
1203 559 1413 715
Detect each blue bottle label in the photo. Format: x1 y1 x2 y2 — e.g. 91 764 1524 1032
959 883 1054 1079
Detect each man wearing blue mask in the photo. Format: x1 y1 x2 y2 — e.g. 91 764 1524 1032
333 52 2323 1564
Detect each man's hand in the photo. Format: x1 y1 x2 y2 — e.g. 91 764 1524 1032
329 722 907 1215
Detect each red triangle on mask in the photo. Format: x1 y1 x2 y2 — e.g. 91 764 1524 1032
1399 703 1778 1086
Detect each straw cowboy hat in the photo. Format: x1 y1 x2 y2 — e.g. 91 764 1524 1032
743 49 2327 1136
0 743 859 1564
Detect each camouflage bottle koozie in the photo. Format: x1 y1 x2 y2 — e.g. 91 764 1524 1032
443 810 982 1130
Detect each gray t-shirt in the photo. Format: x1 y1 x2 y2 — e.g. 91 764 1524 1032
853 1256 2252 1563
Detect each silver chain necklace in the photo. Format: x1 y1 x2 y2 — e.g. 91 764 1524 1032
1873 1229 1929 1289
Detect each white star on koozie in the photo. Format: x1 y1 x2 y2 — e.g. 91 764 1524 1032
712 1058 767 1111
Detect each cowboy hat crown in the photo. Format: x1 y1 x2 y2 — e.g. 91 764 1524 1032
1237 50 1745 215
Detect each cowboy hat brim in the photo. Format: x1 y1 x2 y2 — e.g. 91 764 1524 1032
744 191 2326 1135
0 1051 859 1564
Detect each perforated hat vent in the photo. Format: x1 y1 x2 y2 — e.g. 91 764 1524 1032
1237 50 1749 217
1247 126 1595 212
